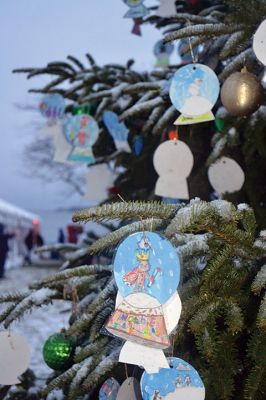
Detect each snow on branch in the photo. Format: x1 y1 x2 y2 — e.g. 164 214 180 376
72 201 178 223
164 23 242 43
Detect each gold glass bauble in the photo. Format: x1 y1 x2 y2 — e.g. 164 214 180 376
220 71 264 117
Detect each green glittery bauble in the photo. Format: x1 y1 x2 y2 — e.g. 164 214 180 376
42 333 75 370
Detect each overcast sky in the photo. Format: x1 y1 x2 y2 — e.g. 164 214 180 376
0 0 174 212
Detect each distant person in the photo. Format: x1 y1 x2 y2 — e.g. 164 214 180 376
0 223 15 278
67 225 83 244
24 226 44 265
58 228 65 244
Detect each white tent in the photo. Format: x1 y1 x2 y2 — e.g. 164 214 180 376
0 198 39 228
0 199 40 269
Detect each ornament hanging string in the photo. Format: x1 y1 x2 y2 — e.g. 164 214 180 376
186 19 197 64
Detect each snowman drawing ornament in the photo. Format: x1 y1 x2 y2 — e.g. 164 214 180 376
170 63 220 124
106 231 182 372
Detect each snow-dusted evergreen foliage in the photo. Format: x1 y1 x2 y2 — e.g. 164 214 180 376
0 199 265 399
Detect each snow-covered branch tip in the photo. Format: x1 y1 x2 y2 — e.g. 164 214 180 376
72 201 178 223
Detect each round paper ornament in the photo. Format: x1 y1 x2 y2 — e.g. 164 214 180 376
208 156 245 195
140 357 205 400
63 114 99 162
154 39 174 67
39 93 65 119
153 140 194 200
113 231 180 304
43 332 75 370
220 70 263 117
99 377 120 400
253 19 266 66
169 63 220 117
0 331 31 385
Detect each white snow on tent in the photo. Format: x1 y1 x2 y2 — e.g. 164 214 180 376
0 198 39 228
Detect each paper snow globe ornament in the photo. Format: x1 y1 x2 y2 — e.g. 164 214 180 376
123 0 149 35
208 156 245 196
141 357 205 400
153 140 194 200
169 63 220 125
63 114 99 163
0 331 31 385
106 231 181 352
154 40 174 67
103 111 131 153
253 19 266 66
39 94 65 119
99 377 120 400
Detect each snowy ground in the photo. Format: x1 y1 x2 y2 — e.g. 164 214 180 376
0 266 70 386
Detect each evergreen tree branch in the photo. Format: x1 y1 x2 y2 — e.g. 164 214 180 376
72 201 178 223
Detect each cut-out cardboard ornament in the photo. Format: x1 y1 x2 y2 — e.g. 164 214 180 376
253 19 266 66
83 163 116 203
106 231 182 373
117 377 142 400
208 156 245 195
154 40 174 67
99 377 120 400
153 140 194 200
39 93 65 120
123 0 149 36
64 114 99 163
41 121 72 163
0 331 31 385
140 357 205 400
156 0 177 17
170 63 220 125
103 111 131 153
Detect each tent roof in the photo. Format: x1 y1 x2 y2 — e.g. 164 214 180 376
0 198 39 228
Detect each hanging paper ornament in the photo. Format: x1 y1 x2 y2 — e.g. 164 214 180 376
72 104 91 115
117 377 142 400
169 63 220 124
83 163 116 202
41 121 72 163
154 40 174 67
39 93 65 119
214 118 225 132
133 134 143 155
106 231 182 372
220 70 263 117
123 0 149 36
64 114 99 163
99 377 120 400
0 331 31 385
178 38 199 65
156 0 177 17
253 19 266 66
43 332 75 370
103 111 131 153
140 357 205 400
208 156 245 195
153 140 194 200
